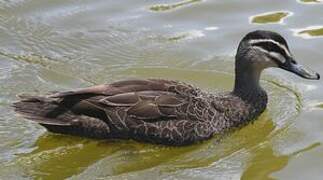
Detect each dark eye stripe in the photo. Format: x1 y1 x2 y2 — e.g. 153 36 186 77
251 46 286 64
252 41 288 60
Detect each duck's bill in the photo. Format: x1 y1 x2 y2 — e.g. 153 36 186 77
281 59 320 80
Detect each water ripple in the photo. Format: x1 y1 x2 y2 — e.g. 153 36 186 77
149 0 203 12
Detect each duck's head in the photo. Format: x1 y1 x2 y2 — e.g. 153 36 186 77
236 30 320 80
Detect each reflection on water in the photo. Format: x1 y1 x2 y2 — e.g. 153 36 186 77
250 11 292 24
1 0 323 179
241 146 289 179
6 112 277 179
293 26 323 39
297 0 322 4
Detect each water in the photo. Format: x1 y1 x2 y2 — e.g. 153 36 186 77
1 0 323 179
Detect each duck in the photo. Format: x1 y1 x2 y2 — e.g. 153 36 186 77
12 30 320 146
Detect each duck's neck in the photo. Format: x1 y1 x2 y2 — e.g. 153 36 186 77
233 64 267 104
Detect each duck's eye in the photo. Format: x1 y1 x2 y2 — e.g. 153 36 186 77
290 59 297 64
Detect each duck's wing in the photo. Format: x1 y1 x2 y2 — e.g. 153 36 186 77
13 79 201 125
13 79 214 145
45 79 197 120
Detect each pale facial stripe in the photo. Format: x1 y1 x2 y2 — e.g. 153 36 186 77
252 46 287 63
249 39 291 57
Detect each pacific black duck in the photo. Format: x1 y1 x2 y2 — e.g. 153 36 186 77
13 30 320 146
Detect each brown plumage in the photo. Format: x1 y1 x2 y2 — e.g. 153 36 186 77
12 30 320 145
12 79 266 145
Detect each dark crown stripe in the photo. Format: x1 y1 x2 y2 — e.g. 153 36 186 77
252 41 288 59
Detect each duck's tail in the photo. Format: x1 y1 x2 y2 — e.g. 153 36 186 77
12 94 73 126
12 95 111 138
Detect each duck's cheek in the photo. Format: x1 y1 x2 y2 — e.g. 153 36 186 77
265 58 279 68
251 59 277 72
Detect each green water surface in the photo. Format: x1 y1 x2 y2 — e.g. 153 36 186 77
1 0 323 179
